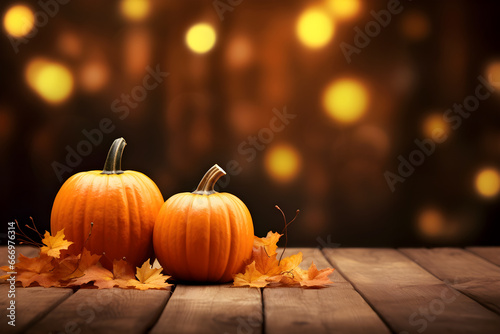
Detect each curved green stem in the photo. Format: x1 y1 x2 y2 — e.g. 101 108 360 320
101 138 126 175
193 164 226 195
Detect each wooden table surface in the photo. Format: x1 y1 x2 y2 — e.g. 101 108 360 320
1 246 500 334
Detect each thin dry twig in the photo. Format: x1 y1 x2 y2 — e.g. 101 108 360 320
275 206 300 265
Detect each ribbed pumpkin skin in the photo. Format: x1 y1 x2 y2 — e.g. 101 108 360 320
51 170 164 269
153 192 254 283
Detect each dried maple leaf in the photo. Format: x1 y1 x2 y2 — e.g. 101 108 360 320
15 253 57 287
266 268 304 286
253 231 282 256
40 229 73 258
51 254 81 279
253 246 281 276
64 248 101 280
234 228 336 289
233 261 269 288
278 252 303 272
69 259 137 289
70 264 114 288
113 259 136 279
299 262 335 288
127 259 172 290
0 265 12 280
112 259 137 288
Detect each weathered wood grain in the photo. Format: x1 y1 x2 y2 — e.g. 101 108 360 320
24 288 170 334
324 248 500 334
0 246 40 267
150 284 262 334
0 285 72 334
264 248 389 334
400 247 500 315
467 247 500 266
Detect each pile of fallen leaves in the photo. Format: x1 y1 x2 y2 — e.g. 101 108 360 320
2 207 334 290
0 229 171 290
233 231 334 288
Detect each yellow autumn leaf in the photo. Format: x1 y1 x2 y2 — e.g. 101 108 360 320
128 259 172 290
233 261 269 288
253 231 282 256
278 252 303 272
40 229 73 258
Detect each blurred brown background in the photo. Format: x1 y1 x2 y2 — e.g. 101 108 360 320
1 0 499 247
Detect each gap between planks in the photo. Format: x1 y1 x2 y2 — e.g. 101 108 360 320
24 288 171 334
262 248 389 334
0 285 73 334
151 283 262 334
324 248 500 334
399 247 500 316
466 246 500 267
0 246 72 334
151 248 390 334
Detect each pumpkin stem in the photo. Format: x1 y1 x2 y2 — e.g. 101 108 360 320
193 164 226 195
101 138 126 175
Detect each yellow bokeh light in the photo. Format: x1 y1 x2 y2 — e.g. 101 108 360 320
186 23 217 54
120 0 150 21
265 144 302 183
3 5 34 37
25 58 73 104
422 112 450 138
296 8 334 49
322 79 368 123
475 168 500 198
326 0 360 20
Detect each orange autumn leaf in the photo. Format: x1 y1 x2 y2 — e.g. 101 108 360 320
299 262 335 288
127 259 172 290
51 254 81 279
233 261 269 288
64 248 101 280
40 229 73 258
69 259 137 289
15 253 57 287
4 227 175 290
69 264 114 288
253 231 282 256
234 230 335 289
253 246 281 276
113 259 136 280
266 268 304 286
112 259 137 288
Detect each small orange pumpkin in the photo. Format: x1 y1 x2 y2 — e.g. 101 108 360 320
153 164 254 282
51 138 164 269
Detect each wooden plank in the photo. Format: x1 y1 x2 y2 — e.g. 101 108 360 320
264 248 390 334
467 247 500 266
324 248 500 334
0 246 40 266
25 288 170 334
0 285 72 334
400 248 500 315
150 284 262 334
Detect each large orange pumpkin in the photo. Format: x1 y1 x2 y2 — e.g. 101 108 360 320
51 138 164 269
153 164 254 282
